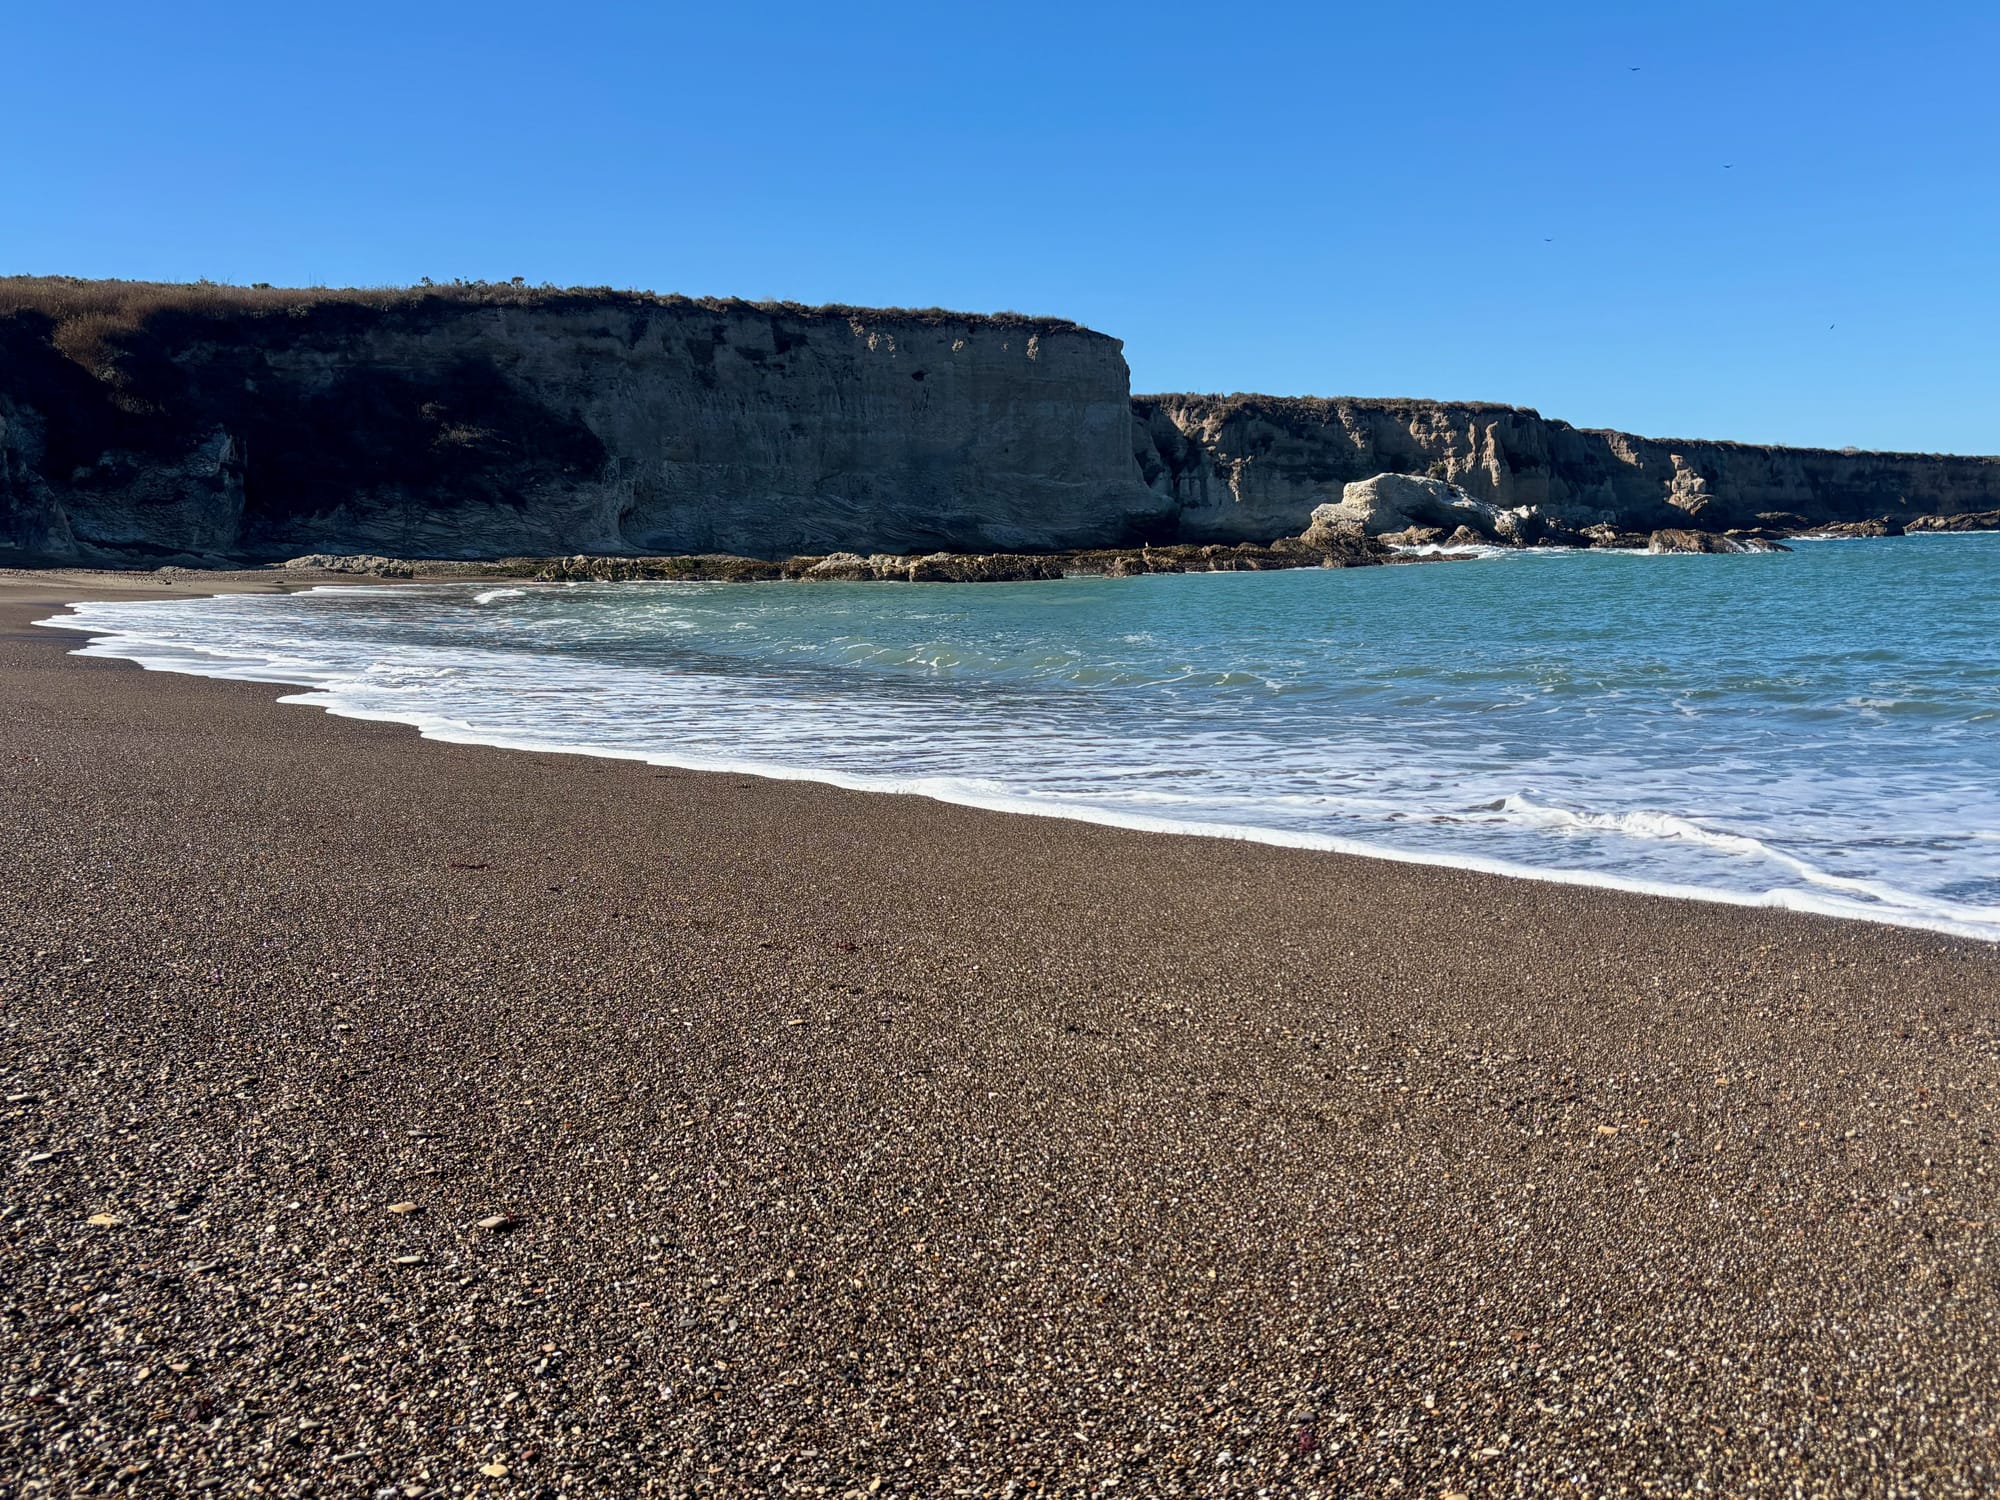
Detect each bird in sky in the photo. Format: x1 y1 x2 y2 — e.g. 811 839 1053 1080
1724 164 1733 169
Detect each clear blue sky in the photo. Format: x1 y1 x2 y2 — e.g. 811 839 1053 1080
6 1 1996 453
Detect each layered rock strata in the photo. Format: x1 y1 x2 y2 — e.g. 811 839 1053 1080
3 279 1996 564
1136 394 2000 543
1 282 1161 563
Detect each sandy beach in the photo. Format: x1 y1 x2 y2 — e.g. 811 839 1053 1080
4 573 1998 1497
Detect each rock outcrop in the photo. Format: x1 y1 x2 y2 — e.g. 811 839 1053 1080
277 527 1393 586
809 551 1071 583
3 278 1996 565
1906 509 2000 533
1309 473 1489 535
1646 528 1788 555
1304 473 1558 547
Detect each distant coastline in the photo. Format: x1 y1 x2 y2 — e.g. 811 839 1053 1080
4 276 1996 569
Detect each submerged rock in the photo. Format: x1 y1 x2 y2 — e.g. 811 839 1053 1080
1907 510 2000 532
454 543 1390 586
1378 525 1446 548
1579 524 1650 549
899 552 1066 583
280 516 1804 588
1647 529 1789 555
787 550 1065 582
1811 518 1905 538
1724 526 1797 542
1069 533 1388 576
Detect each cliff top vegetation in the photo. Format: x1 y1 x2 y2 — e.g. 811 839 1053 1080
0 275 1100 378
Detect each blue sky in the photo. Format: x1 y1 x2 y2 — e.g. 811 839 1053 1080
6 1 1995 453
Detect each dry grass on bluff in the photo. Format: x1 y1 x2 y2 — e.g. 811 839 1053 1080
0 275 1090 379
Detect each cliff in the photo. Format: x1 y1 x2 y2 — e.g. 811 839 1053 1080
2 278 1994 564
1135 394 2000 542
0 279 1163 563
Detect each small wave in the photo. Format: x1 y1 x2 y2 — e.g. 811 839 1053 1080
1490 794 2000 925
1497 795 1786 861
33 561 2000 947
472 587 528 604
177 689 2000 939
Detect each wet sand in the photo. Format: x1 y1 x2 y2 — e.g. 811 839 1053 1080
3 573 1998 1497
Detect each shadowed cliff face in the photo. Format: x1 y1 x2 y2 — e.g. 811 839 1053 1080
2 280 1995 563
1136 395 2000 542
0 288 1162 562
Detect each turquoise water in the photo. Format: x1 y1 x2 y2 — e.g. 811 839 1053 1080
45 535 2000 939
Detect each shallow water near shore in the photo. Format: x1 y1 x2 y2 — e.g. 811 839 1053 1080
44 534 2000 940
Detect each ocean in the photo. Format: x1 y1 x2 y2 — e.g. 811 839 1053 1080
43 534 2000 941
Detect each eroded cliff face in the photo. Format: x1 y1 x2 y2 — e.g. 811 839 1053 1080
0 289 1163 562
1135 395 2000 542
4 280 1996 563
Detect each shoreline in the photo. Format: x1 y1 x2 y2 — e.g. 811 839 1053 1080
8 513 1993 592
29 565 2000 945
7 572 2000 1492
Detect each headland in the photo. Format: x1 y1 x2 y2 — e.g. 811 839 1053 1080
4 277 1995 567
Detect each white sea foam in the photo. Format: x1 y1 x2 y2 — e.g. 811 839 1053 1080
1490 795 2000 927
38 609 1997 940
1391 542 1512 560
36 543 2000 944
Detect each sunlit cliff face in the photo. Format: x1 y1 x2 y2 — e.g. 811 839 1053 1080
2 280 1994 565
1132 394 2000 543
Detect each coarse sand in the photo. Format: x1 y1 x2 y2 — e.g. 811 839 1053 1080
3 574 1998 1497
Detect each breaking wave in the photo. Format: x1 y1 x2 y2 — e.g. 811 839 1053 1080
39 534 2000 942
